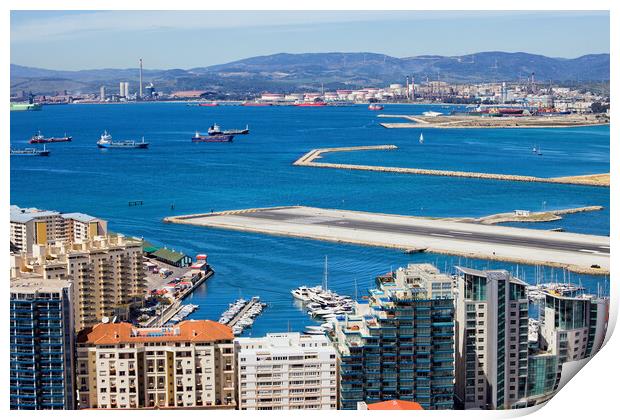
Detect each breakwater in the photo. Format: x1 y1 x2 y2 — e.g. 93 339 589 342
293 145 609 187
378 114 610 129
450 206 605 225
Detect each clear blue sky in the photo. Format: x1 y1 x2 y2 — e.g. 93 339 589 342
11 10 610 70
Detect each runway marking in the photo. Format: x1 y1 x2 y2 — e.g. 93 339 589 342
449 231 473 235
579 249 601 254
431 233 455 238
599 246 610 249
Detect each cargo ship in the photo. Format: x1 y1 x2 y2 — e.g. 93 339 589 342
451 107 501 117
192 131 234 143
97 131 149 149
10 102 42 112
242 101 272 107
535 107 571 116
207 123 249 136
198 102 219 107
498 108 525 115
368 103 384 111
29 131 72 144
294 102 327 107
11 145 50 156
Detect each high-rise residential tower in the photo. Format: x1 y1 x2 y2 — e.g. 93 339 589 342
454 267 529 409
10 276 75 409
539 291 609 364
330 263 455 410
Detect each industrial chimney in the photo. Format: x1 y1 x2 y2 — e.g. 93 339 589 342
139 58 143 99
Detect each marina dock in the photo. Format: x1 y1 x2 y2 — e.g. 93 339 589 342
164 206 610 275
226 297 259 327
292 145 609 187
146 268 214 327
218 297 266 335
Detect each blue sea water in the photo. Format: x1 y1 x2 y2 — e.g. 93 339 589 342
10 103 610 336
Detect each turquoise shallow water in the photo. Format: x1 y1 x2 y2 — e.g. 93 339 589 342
10 103 610 336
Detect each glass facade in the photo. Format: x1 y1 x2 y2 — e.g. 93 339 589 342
544 295 588 330
10 284 74 410
332 264 455 410
464 274 487 301
526 354 559 399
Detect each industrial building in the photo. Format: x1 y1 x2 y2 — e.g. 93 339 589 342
235 333 338 410
119 81 129 98
330 263 455 410
10 276 75 409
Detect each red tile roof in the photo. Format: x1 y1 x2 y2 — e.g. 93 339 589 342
77 320 233 345
367 400 424 410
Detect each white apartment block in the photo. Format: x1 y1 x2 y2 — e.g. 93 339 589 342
10 235 145 331
76 320 236 409
235 333 337 410
455 267 529 410
10 205 107 254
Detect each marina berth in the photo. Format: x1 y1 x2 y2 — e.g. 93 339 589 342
218 296 267 335
526 282 586 302
165 303 199 325
291 257 356 334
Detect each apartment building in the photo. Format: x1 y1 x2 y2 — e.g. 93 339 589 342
10 205 107 254
331 263 455 410
235 333 337 410
10 276 75 409
76 320 236 409
539 292 609 364
454 267 529 410
11 234 145 331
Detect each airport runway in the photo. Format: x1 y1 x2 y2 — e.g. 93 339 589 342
238 210 609 256
166 206 610 274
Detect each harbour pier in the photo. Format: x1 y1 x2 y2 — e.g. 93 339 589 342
225 297 260 327
144 267 214 327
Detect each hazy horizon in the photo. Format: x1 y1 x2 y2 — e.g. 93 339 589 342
10 50 612 73
11 10 609 71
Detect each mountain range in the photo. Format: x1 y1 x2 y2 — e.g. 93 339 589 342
10 51 610 97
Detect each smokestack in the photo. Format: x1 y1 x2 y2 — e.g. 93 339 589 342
139 58 143 99
411 76 415 100
405 76 409 100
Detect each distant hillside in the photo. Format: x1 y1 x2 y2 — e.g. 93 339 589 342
200 51 610 84
10 51 610 96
